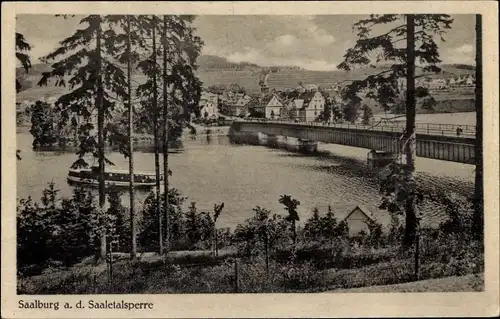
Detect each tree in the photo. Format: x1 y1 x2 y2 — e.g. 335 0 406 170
185 202 200 245
134 15 164 253
105 187 130 252
342 100 360 123
29 101 58 147
472 14 483 239
303 207 322 241
161 15 203 254
279 195 300 244
338 14 453 248
361 104 373 125
229 83 246 94
138 188 187 251
206 84 227 95
17 184 107 274
321 205 339 242
212 202 224 256
38 15 129 260
16 32 32 161
16 32 32 93
135 15 203 254
233 206 288 263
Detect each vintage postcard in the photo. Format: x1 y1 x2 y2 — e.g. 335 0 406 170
2 1 499 318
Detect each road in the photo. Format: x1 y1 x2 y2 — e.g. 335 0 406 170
238 118 476 138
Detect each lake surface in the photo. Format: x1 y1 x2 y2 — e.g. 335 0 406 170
16 131 475 229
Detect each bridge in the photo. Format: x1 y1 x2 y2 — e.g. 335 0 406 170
229 119 476 164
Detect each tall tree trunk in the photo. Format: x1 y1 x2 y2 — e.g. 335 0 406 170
404 14 417 248
472 14 483 239
162 15 170 253
127 15 137 259
152 16 163 255
96 16 107 260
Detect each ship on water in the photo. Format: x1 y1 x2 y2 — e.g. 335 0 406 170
67 166 162 188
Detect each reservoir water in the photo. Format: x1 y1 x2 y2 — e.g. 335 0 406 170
16 130 475 229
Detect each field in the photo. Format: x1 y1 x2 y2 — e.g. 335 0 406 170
17 61 475 100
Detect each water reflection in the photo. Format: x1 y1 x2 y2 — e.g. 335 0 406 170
17 131 474 229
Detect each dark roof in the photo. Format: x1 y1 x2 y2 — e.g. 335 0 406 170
246 96 262 108
342 205 374 222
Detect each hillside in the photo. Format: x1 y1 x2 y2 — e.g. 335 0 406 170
16 56 475 104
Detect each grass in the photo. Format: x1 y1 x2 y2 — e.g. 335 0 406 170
18 254 483 294
331 273 484 292
18 233 484 294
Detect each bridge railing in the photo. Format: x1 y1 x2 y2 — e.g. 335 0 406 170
238 118 476 137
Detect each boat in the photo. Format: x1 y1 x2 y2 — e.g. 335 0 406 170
67 166 162 188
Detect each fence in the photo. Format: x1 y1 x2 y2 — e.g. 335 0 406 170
239 118 476 137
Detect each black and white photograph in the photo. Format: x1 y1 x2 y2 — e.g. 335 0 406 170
2 1 499 318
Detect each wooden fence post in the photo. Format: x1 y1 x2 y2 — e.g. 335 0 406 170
234 259 240 293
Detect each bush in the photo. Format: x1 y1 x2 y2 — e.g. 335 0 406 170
17 184 104 276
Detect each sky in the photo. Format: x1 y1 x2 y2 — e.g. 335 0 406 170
16 14 476 71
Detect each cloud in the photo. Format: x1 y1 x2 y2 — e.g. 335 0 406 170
442 43 476 64
226 47 338 71
275 34 297 46
195 15 338 70
454 44 474 54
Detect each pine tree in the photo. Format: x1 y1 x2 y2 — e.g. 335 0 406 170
303 207 322 241
16 32 32 161
104 14 152 259
337 14 453 247
16 32 32 93
279 194 300 244
38 15 129 260
136 15 204 254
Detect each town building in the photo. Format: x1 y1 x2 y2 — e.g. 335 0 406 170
465 74 475 86
342 205 375 237
247 93 285 119
230 94 252 117
199 100 218 118
200 91 219 105
295 90 326 122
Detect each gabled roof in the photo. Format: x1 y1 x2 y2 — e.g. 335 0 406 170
296 90 320 109
261 93 283 107
342 205 375 222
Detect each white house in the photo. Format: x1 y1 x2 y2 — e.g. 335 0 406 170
286 98 304 120
342 205 375 237
429 78 447 90
200 100 218 118
465 74 475 86
296 90 326 122
201 91 219 105
231 95 252 117
263 94 284 119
